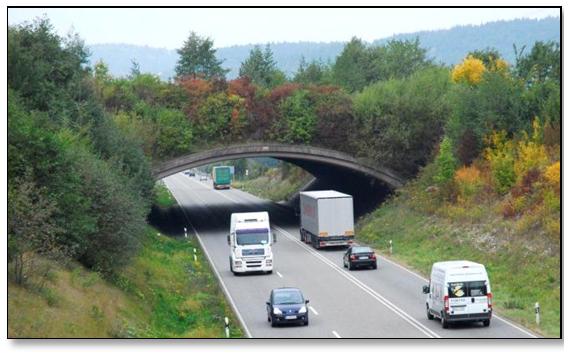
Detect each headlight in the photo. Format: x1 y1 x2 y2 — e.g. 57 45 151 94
273 307 282 315
298 306 307 314
234 260 242 266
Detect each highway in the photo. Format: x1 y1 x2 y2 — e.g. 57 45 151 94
163 173 538 339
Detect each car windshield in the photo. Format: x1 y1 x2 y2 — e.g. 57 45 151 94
236 229 269 246
273 290 304 305
352 247 372 253
448 281 487 298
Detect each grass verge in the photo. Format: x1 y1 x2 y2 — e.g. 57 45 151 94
233 164 311 202
154 181 177 208
9 228 243 337
356 201 560 338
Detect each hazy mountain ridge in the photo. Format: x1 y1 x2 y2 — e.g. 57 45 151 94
88 17 560 80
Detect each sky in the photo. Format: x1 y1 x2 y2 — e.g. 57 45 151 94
8 7 560 49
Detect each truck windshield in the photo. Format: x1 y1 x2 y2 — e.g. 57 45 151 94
235 229 269 246
448 281 487 298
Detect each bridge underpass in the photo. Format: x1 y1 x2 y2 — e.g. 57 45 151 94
152 143 405 219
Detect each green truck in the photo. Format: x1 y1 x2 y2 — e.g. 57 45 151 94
212 166 232 189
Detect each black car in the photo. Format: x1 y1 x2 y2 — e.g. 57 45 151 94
266 288 309 327
343 246 377 270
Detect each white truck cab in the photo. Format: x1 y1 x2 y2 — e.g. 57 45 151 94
228 212 275 275
422 260 492 328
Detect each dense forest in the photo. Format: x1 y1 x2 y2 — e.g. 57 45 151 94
8 15 560 305
89 16 560 80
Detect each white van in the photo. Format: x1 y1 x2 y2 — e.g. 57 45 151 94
422 260 492 328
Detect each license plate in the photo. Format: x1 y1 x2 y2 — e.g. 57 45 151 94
359 256 368 260
285 315 297 320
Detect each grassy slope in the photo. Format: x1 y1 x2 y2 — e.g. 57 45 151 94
233 165 312 202
8 183 243 338
357 193 560 338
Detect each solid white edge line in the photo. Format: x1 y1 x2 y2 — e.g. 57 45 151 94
273 225 440 338
332 330 342 338
309 306 319 316
166 177 253 339
186 176 538 338
376 254 539 338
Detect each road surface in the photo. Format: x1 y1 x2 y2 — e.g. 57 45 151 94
163 173 537 339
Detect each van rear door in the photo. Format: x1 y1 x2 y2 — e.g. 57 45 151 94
448 281 489 315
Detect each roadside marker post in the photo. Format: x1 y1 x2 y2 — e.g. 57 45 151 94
389 240 393 255
535 302 540 326
224 316 230 338
184 227 188 239
193 248 198 263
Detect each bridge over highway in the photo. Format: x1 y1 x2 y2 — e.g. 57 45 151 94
152 143 406 189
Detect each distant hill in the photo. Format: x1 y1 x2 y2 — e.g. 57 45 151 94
88 17 560 81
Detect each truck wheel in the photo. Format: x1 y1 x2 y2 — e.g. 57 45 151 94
483 319 491 327
300 229 305 242
426 305 434 320
441 313 449 329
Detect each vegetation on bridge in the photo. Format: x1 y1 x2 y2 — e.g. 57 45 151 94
8 16 559 337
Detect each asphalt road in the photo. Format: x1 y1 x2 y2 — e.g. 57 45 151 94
164 173 538 339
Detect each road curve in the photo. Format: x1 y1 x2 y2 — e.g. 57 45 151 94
163 173 537 339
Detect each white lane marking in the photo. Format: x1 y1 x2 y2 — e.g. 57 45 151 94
276 271 283 278
309 306 319 316
165 177 253 339
273 225 441 338
182 175 538 338
332 330 342 338
376 253 538 338
493 315 538 338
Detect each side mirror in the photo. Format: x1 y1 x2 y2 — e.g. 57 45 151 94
266 301 271 306
227 234 231 245
305 300 310 304
273 233 277 243
422 285 430 294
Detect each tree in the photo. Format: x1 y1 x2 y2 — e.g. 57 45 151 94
277 90 316 144
293 57 331 85
515 41 560 84
239 44 285 88
368 38 431 81
175 31 227 79
434 137 458 185
333 37 370 92
353 67 451 175
8 173 63 284
129 59 141 78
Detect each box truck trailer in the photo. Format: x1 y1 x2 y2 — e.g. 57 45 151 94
422 260 492 328
212 166 232 189
299 190 354 249
228 212 275 275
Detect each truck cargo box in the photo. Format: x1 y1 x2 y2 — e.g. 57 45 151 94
300 190 354 246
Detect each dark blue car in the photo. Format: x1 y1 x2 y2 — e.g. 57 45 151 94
266 288 309 327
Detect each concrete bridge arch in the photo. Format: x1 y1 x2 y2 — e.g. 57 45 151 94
152 143 405 189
